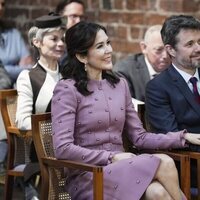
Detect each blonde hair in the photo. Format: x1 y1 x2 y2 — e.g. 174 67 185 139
28 26 65 46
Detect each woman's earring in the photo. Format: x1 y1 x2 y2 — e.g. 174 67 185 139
84 63 87 71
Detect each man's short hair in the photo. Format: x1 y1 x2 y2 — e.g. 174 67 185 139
161 15 200 48
55 0 85 15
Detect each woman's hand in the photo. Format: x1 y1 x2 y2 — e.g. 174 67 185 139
184 133 200 145
112 152 136 163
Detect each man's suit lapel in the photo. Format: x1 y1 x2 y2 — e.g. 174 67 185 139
168 66 200 117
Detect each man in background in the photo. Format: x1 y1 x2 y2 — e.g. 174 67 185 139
145 15 200 149
56 0 86 68
145 15 200 193
114 25 171 101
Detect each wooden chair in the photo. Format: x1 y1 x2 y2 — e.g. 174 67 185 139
0 89 32 200
137 104 191 200
31 112 103 200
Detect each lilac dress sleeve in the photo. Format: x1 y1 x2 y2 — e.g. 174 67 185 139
121 78 187 149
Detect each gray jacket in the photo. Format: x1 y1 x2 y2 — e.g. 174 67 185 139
114 53 150 101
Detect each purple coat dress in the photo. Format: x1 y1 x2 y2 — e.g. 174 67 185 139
51 77 186 200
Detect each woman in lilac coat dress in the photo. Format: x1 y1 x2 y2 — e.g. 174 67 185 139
51 22 200 200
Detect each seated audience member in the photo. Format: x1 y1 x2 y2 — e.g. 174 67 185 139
114 25 171 101
55 0 86 69
55 0 86 29
51 21 200 200
145 15 200 152
145 15 200 192
16 13 65 200
0 0 28 177
0 0 33 85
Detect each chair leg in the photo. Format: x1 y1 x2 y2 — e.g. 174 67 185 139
180 156 190 200
4 175 14 200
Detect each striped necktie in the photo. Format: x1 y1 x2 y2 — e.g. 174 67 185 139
189 77 200 104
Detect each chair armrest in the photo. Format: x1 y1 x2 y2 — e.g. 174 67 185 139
156 150 190 161
7 126 32 137
41 157 103 200
41 157 103 172
166 149 200 159
139 149 190 161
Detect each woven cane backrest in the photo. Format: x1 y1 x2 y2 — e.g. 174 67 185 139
8 94 31 165
0 89 32 167
33 113 103 200
37 114 70 200
6 94 17 127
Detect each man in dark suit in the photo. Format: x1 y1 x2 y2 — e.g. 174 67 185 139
146 15 200 152
114 25 171 101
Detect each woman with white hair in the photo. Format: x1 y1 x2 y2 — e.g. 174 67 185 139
16 13 65 200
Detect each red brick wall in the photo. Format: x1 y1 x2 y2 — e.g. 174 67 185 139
5 0 200 63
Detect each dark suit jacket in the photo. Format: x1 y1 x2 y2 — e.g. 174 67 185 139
114 53 150 101
146 65 200 135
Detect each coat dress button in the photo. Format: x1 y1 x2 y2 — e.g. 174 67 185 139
63 145 68 150
136 179 140 184
114 184 118 190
